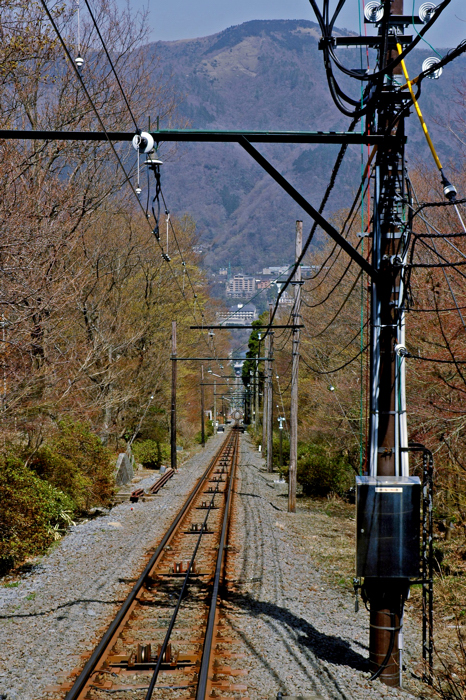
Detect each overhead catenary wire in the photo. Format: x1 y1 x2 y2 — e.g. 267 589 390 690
306 268 363 339
43 0 466 406
260 114 362 339
160 187 206 303
303 146 376 291
39 0 226 369
82 0 139 131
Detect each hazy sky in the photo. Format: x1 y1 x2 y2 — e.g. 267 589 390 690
121 0 465 48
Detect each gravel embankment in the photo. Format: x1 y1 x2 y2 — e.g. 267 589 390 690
0 431 435 700
0 432 226 700
226 434 434 700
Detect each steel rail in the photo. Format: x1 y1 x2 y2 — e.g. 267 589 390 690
144 433 236 700
64 431 235 700
196 429 239 700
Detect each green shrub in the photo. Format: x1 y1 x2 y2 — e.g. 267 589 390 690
132 439 169 469
27 419 114 512
0 457 75 573
296 442 353 497
194 421 214 444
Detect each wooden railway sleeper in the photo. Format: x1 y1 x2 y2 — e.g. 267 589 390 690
61 430 241 700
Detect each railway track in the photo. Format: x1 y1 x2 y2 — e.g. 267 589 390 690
45 427 245 700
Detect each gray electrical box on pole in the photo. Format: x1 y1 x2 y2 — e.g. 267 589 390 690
356 476 420 578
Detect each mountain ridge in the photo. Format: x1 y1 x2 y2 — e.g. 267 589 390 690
145 19 466 271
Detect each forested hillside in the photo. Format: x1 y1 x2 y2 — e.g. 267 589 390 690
0 0 228 571
149 18 466 270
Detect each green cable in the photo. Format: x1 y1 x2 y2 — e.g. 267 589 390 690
412 0 443 59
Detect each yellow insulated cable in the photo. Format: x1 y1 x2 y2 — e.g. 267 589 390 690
396 42 443 172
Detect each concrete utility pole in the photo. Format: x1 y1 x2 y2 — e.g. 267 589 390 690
266 303 274 472
170 321 177 471
365 0 410 686
289 220 302 512
200 364 205 447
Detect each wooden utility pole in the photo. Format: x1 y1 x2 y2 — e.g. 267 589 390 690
278 416 285 474
289 220 302 511
213 379 217 435
170 321 177 471
201 364 205 447
262 333 268 450
266 328 274 472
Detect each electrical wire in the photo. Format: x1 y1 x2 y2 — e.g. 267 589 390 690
39 0 224 371
160 188 200 301
302 254 358 310
306 268 363 339
301 317 369 360
406 354 466 364
260 115 362 339
309 0 452 118
406 183 466 385
82 0 139 131
300 342 369 374
304 148 375 291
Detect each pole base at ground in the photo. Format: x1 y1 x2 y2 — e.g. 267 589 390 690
364 578 409 687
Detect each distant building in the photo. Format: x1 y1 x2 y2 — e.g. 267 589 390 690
226 273 256 298
217 303 258 325
219 268 228 276
262 266 289 276
278 291 294 306
256 279 271 290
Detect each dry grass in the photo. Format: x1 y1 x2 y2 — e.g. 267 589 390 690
296 494 466 698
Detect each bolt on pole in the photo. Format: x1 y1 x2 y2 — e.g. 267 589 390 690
289 220 302 512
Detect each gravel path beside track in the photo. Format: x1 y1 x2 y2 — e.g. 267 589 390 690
0 431 434 700
0 433 226 700
226 434 433 700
